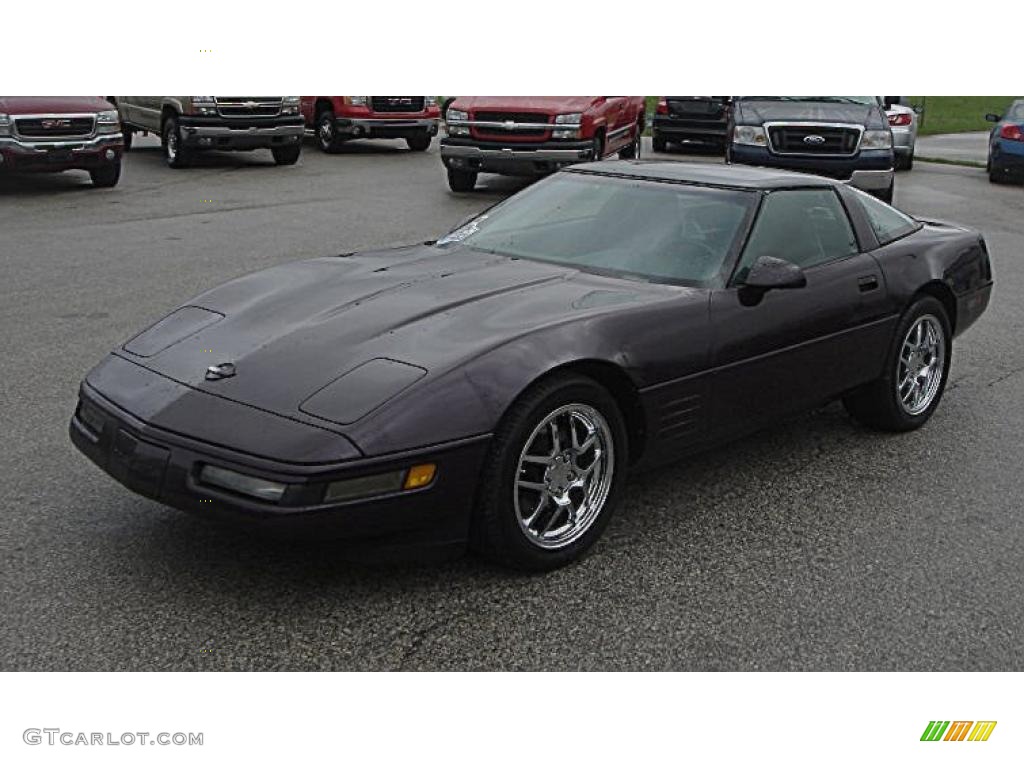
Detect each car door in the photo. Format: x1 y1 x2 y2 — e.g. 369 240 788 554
707 187 893 440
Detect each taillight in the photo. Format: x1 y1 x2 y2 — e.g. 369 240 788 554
888 112 912 127
656 98 668 115
999 124 1024 141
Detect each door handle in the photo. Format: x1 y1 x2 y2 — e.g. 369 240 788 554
857 275 880 293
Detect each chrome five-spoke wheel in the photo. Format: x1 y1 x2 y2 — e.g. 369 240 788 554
514 403 614 550
897 314 946 416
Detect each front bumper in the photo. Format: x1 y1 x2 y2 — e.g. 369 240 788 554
70 383 489 547
177 116 305 151
729 144 894 191
440 138 595 176
333 117 438 140
651 115 728 143
0 133 123 172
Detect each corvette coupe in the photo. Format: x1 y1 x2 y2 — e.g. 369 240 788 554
70 162 992 570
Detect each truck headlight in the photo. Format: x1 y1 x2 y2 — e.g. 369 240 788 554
445 108 469 136
96 109 120 134
554 113 582 125
191 96 217 116
860 130 893 150
552 113 581 139
282 96 300 116
0 113 11 137
733 125 767 146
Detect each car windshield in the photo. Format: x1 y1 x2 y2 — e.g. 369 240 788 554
437 173 756 285
739 96 878 105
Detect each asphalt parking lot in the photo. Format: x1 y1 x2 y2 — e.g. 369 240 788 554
1 135 1022 671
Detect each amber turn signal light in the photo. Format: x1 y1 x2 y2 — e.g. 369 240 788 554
404 463 437 490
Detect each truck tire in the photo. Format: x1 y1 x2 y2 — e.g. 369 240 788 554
406 133 432 152
316 109 344 153
162 116 192 169
591 134 605 162
447 168 478 192
272 145 301 165
618 127 641 159
652 134 667 153
90 159 121 188
122 127 133 152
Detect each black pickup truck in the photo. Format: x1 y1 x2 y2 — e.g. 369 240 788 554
651 97 731 152
726 96 895 202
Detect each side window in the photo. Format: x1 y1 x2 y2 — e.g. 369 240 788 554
852 188 919 245
736 189 859 280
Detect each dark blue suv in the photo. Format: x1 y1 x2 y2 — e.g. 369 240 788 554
726 96 895 203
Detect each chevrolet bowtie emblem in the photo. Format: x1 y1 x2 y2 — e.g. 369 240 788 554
205 362 236 381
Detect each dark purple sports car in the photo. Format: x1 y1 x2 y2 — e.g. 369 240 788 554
70 162 993 570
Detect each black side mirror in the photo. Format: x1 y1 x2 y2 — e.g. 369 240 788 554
743 256 807 291
985 113 1002 123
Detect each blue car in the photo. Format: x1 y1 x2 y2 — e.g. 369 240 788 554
986 99 1024 184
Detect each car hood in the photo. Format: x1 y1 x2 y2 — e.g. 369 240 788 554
452 96 599 114
736 99 885 129
0 96 113 115
114 244 674 427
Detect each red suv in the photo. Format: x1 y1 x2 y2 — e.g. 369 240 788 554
0 96 123 187
301 97 440 153
439 96 646 191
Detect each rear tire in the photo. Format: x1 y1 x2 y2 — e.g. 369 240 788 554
162 115 192 169
272 144 301 165
843 296 951 432
618 126 641 159
471 374 628 571
406 132 432 152
89 159 121 188
447 168 477 192
652 134 667 153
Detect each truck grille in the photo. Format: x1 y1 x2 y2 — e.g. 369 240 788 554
767 124 861 155
370 97 426 113
667 99 726 121
472 112 551 138
215 98 283 118
15 115 95 138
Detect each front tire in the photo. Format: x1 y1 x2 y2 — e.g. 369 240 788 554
874 178 895 204
471 374 628 571
162 116 192 169
122 127 133 152
406 132 432 152
316 110 344 153
843 296 951 432
89 159 121 188
447 168 477 192
272 144 301 165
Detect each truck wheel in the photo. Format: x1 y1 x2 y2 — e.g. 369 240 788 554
89 159 121 188
271 145 301 165
316 110 344 153
591 135 605 162
652 134 667 153
618 127 641 159
406 133 432 152
122 128 133 152
162 116 192 169
447 168 478 192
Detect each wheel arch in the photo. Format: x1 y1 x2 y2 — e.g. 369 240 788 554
516 359 647 466
914 280 958 335
314 98 335 118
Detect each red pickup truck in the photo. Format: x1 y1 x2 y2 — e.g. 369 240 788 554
439 96 646 191
301 97 440 153
0 96 123 187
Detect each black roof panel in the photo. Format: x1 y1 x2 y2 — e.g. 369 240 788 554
566 160 840 190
